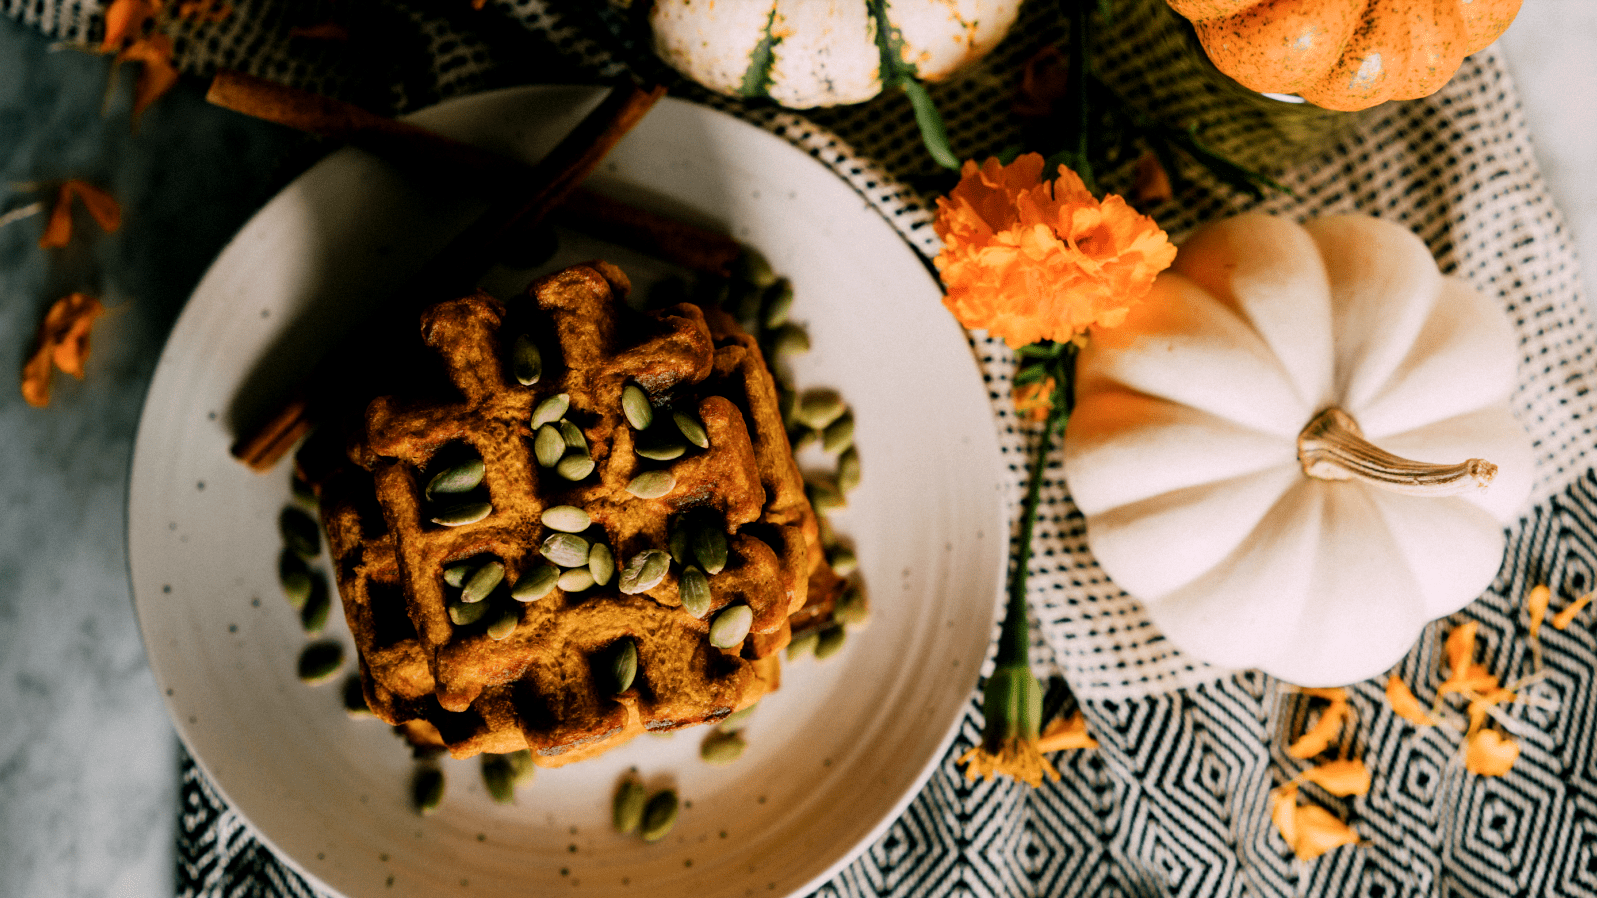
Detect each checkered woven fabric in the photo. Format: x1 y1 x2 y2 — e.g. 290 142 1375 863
14 0 1597 894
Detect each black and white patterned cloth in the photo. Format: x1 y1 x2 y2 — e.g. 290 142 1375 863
13 0 1597 894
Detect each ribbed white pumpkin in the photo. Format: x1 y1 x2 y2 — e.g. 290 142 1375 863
649 0 1022 109
1062 213 1534 687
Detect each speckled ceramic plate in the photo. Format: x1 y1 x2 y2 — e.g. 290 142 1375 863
128 86 1007 898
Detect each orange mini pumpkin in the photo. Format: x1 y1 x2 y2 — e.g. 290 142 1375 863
1166 0 1523 111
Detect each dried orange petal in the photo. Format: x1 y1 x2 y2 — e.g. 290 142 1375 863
1134 152 1173 206
1037 711 1098 752
1269 785 1299 850
1553 591 1593 630
100 0 156 52
1286 697 1347 759
21 293 106 407
64 180 121 234
1527 584 1551 640
1384 675 1434 726
1291 803 1360 860
1464 728 1519 777
1302 758 1371 797
118 33 180 120
38 184 75 248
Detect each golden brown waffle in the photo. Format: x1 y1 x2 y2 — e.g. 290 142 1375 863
307 261 842 764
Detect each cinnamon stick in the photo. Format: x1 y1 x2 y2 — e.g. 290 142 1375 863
227 79 666 471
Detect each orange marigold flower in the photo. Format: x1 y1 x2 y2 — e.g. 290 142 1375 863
1384 675 1435 726
1269 784 1359 861
1464 728 1519 777
1286 694 1348 760
22 293 106 408
39 180 122 249
932 153 1177 348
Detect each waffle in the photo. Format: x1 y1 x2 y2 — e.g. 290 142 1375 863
305 261 842 764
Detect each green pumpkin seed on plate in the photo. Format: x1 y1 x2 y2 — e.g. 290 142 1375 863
626 470 675 500
531 393 569 429
588 543 615 587
672 411 710 449
556 452 595 482
618 550 671 595
541 505 591 533
461 561 505 604
557 567 596 593
411 766 445 816
609 638 638 693
699 729 746 765
280 507 321 558
534 424 566 468
486 607 520 640
296 640 344 684
709 604 753 649
814 623 847 659
795 389 845 430
678 566 712 619
639 789 680 842
510 564 560 602
621 384 654 431
613 778 647 834
432 502 493 527
511 334 541 386
540 533 590 568
425 458 485 499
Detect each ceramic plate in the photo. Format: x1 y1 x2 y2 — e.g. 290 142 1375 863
129 85 1007 898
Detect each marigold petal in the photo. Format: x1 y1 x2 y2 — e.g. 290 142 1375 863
21 293 105 407
1464 729 1519 777
1269 785 1299 850
64 180 121 234
1384 675 1434 726
958 736 1060 787
1134 151 1173 205
1301 758 1371 797
100 0 155 51
1286 697 1347 760
39 185 75 248
1291 804 1360 860
118 34 180 120
1037 711 1098 752
1553 591 1593 630
1527 584 1551 640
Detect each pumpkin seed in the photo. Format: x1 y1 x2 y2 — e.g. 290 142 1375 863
511 564 560 602
795 389 845 429
673 411 710 449
534 424 566 467
442 561 473 588
786 629 818 660
626 470 676 499
814 623 846 659
718 703 757 733
609 638 638 693
699 729 746 765
556 452 595 482
486 607 520 640
639 789 679 842
511 334 541 386
618 549 671 595
425 458 485 499
557 567 596 593
613 778 648 834
636 438 686 461
411 766 445 816
481 753 518 804
678 565 712 618
279 550 311 610
301 575 331 634
789 427 818 453
449 598 490 626
542 505 591 533
726 277 763 322
432 502 493 526
709 604 753 649
559 420 587 451
821 411 854 454
588 542 615 586
341 675 371 718
461 561 504 604
761 278 794 329
531 393 570 429
806 476 845 514
838 446 861 493
667 522 691 566
691 525 728 575
280 507 321 558
777 388 797 427
771 323 810 358
296 640 344 684
834 584 867 625
622 384 654 430
733 245 777 289
290 468 318 506
540 533 590 568
827 545 858 576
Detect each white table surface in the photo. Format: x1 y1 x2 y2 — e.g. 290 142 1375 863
0 4 1593 897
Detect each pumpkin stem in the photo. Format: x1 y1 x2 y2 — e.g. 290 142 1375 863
1297 407 1496 496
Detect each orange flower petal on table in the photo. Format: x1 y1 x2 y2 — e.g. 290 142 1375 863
1553 591 1594 630
287 21 349 40
1464 728 1520 777
1527 584 1551 640
1385 675 1435 726
117 33 181 120
39 180 123 248
1269 785 1299 850
932 153 1177 348
1133 152 1173 206
21 293 106 408
1037 711 1099 752
1286 696 1348 760
1302 758 1371 797
176 0 232 22
100 0 157 52
1014 45 1070 118
1290 803 1360 860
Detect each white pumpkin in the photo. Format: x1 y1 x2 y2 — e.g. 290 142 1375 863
649 0 1022 109
1062 213 1534 687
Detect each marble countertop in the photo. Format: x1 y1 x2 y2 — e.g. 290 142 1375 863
1 5 1593 897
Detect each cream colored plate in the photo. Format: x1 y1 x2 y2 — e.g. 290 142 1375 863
129 85 1007 898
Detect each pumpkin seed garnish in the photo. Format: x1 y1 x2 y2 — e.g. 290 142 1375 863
559 420 587 451
805 475 845 514
448 598 491 626
761 278 794 329
411 766 445 816
557 567 596 593
296 640 344 684
639 789 680 842
626 470 676 500
814 623 846 659
531 393 570 429
425 458 485 499
279 550 312 610
673 411 710 449
834 584 867 624
608 638 638 693
540 533 590 568
480 753 519 804
691 525 728 575
678 565 712 618
542 505 591 533
771 323 810 359
718 703 756 733
795 389 845 430
301 575 331 634
709 604 753 649
733 246 777 289
556 452 595 482
667 521 692 565
280 507 321 558
534 424 566 468
486 608 520 640
636 439 687 462
786 629 818 660
613 778 648 834
827 545 858 576
442 561 473 588
699 729 746 766
618 549 671 595
432 502 493 527
510 564 560 602
511 334 542 386
461 561 504 604
838 446 861 493
821 411 854 454
622 384 654 431
341 675 371 718
589 542 615 586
